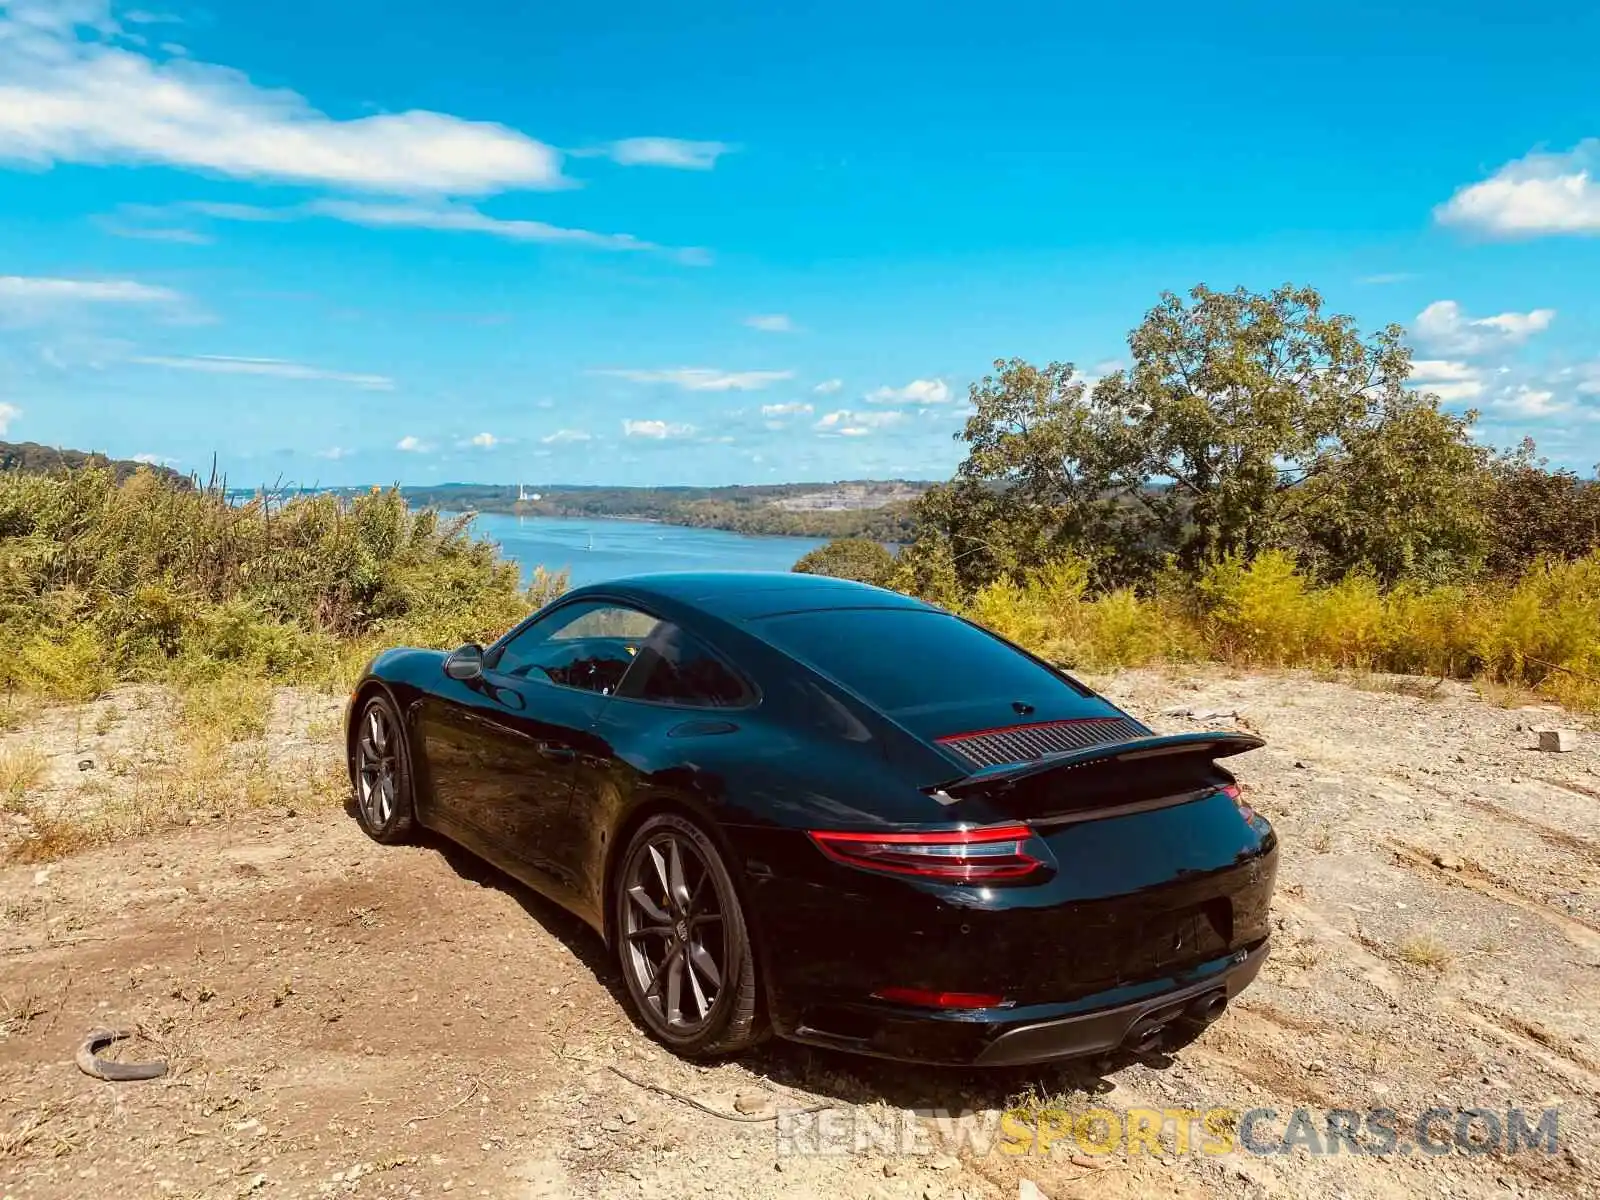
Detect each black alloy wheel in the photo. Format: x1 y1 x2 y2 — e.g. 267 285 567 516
352 694 416 844
615 813 763 1057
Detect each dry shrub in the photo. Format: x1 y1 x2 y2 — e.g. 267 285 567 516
953 547 1600 710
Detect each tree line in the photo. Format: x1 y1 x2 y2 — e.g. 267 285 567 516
797 284 1600 599
405 482 923 541
0 441 191 489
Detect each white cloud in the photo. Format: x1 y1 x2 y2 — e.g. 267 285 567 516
1409 359 1480 383
1436 141 1600 236
0 3 565 194
303 200 660 253
130 353 394 390
815 409 905 436
1575 364 1600 397
131 451 176 465
1491 385 1569 418
865 378 951 405
541 428 591 444
0 275 178 303
604 138 732 170
812 378 843 395
395 435 427 452
1407 358 1486 402
126 197 689 259
622 419 695 439
1418 380 1486 403
761 402 813 416
1413 300 1555 357
0 402 20 433
743 314 794 333
99 220 211 244
469 432 496 448
595 368 794 392
181 201 292 222
315 446 352 459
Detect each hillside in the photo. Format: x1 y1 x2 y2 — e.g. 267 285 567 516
0 440 191 488
399 480 931 540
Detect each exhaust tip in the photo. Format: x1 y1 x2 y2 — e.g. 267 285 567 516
1179 989 1229 1028
1122 1016 1167 1054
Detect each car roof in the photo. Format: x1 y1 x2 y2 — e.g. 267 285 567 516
570 570 937 622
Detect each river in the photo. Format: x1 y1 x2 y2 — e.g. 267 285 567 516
466 512 829 589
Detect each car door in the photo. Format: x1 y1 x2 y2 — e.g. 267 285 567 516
419 599 658 905
573 619 756 921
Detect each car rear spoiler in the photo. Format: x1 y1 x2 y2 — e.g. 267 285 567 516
932 731 1265 801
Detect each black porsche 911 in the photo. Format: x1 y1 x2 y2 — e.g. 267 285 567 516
345 571 1277 1066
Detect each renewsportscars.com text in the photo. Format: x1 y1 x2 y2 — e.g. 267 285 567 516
775 1104 1562 1159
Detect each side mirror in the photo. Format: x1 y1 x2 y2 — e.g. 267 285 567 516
443 643 485 682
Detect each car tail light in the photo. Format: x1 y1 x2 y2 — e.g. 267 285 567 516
872 987 1006 1009
1222 783 1256 822
807 824 1045 883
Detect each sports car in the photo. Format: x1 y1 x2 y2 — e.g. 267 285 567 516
345 570 1277 1065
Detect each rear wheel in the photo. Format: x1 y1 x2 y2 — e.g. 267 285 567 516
614 814 764 1058
352 694 416 844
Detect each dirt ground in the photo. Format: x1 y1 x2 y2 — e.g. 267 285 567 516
3 668 1599 1200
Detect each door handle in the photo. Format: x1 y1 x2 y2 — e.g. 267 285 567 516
537 744 576 763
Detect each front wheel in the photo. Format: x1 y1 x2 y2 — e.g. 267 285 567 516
614 813 765 1058
351 693 416 844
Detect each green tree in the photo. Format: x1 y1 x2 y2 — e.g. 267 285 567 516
792 537 897 586
1096 283 1416 570
1482 440 1600 576
920 283 1435 596
1278 395 1491 583
884 533 963 608
921 361 1169 592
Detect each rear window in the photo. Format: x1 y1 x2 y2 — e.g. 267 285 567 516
754 608 1074 714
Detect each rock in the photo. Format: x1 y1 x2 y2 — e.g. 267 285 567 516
733 1092 770 1116
574 1135 597 1151
1019 1181 1050 1200
1432 852 1463 871
883 1161 900 1177
928 1153 958 1171
77 758 94 771
619 1109 639 1125
1537 729 1577 752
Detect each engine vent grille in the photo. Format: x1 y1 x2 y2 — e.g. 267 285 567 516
937 716 1150 769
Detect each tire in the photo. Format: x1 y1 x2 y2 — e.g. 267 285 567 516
351 693 417 844
613 813 765 1058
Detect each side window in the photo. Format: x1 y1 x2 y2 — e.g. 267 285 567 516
490 601 661 695
616 622 751 708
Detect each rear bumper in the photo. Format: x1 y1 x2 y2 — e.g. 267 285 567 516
775 938 1269 1067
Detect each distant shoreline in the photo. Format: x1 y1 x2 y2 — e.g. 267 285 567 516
219 479 924 542
467 509 837 543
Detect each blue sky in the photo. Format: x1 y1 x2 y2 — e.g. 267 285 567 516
1 0 1598 487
